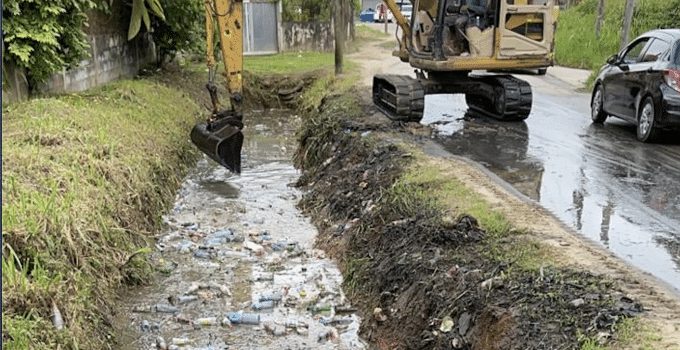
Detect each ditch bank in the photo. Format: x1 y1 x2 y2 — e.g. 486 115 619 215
293 83 680 349
1 66 319 349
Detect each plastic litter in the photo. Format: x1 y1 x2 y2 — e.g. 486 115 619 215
51 301 64 330
193 317 218 328
258 291 282 302
171 337 190 346
140 320 151 332
154 304 180 314
227 311 260 325
252 300 275 310
320 316 353 326
156 336 168 349
440 316 454 333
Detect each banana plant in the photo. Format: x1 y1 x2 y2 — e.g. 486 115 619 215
128 0 166 40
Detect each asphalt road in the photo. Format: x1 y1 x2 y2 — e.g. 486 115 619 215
421 73 680 292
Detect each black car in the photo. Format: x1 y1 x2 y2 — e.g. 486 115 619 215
591 29 680 142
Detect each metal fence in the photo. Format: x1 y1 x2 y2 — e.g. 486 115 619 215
243 0 281 55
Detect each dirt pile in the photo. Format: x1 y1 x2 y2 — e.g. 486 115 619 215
294 92 642 349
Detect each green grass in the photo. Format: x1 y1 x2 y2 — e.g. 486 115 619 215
580 318 662 350
555 0 680 77
244 52 335 74
2 79 201 348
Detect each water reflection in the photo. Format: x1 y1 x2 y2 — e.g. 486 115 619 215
423 93 680 292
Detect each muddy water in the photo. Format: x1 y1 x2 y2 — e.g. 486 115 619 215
114 110 365 349
421 90 680 293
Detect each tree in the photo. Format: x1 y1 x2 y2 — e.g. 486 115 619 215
595 0 604 39
334 0 345 74
151 0 205 65
127 0 165 40
620 0 635 49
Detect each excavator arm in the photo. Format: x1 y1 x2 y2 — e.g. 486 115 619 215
190 0 245 174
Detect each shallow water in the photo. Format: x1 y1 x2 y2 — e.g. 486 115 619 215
114 110 365 349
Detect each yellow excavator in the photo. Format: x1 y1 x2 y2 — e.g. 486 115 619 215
190 0 558 172
374 0 558 121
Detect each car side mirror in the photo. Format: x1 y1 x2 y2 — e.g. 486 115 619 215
606 54 619 65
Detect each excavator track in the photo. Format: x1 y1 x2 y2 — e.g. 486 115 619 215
465 75 533 121
373 75 425 122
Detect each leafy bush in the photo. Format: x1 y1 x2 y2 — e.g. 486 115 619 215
151 0 205 63
555 0 680 71
2 0 100 88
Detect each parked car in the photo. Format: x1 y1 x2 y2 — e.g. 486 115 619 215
360 9 376 23
591 29 680 142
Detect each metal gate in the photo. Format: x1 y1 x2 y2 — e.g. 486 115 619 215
243 0 280 55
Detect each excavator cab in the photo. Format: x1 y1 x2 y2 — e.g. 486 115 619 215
374 0 558 122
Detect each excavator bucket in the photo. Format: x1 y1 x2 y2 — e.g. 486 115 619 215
190 116 243 174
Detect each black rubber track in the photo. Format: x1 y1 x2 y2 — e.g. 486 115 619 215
373 74 425 122
465 75 533 121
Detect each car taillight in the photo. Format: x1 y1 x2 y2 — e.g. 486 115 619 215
664 69 680 93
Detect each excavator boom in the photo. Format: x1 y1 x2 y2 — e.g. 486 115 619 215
190 0 245 174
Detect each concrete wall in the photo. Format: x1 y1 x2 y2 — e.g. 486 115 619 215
2 1 155 103
281 22 334 52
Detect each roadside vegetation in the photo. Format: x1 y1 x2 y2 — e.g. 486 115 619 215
1 80 201 348
555 0 680 79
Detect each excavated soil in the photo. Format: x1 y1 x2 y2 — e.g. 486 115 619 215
294 93 643 350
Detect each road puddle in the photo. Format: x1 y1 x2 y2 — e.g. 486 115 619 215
114 110 365 349
422 93 680 293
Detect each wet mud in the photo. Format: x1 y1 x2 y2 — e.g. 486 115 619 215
294 93 641 350
422 92 680 292
113 110 364 349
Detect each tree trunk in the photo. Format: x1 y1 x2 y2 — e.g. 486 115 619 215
620 0 635 50
349 0 356 41
384 2 388 34
595 0 604 39
334 0 345 75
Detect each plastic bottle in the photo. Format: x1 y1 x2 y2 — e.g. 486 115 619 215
154 304 180 314
259 291 282 302
227 311 260 325
177 295 198 304
193 317 218 328
251 300 275 310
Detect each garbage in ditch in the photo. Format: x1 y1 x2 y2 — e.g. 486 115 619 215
114 112 365 349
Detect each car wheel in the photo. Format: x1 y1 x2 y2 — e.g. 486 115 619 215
637 97 660 143
537 68 547 75
591 85 608 123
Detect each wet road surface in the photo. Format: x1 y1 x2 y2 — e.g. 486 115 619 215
421 74 680 293
114 111 364 349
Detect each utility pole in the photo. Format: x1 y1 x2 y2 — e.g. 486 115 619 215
334 0 345 75
595 0 604 39
620 0 635 49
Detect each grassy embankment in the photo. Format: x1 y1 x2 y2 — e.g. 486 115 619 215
1 80 202 349
555 0 680 86
0 28 374 348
